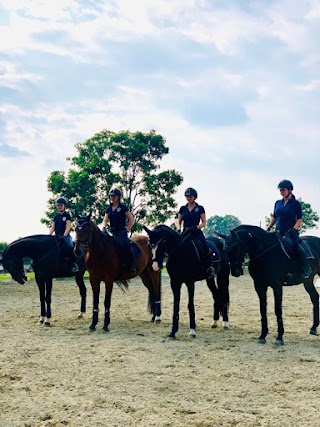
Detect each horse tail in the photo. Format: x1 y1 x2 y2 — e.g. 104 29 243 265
115 280 129 291
147 272 162 314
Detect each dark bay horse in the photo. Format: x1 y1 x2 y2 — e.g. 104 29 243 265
74 214 162 332
222 225 320 345
144 225 230 338
0 235 87 326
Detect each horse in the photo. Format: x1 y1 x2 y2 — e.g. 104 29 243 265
143 225 230 338
221 225 320 345
0 235 87 326
74 213 162 332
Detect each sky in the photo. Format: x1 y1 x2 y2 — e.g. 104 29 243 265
0 0 319 242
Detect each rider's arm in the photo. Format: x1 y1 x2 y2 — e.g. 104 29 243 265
177 213 183 232
125 211 134 233
197 213 206 230
101 214 109 229
64 220 72 236
267 216 276 230
293 218 302 231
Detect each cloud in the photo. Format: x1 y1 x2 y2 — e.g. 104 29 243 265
0 142 30 157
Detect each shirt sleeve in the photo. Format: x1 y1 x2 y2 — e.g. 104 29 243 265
199 205 205 214
296 201 302 219
122 204 129 213
105 206 111 215
65 212 71 221
178 206 183 215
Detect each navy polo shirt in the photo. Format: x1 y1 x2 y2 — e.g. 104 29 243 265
179 203 205 229
53 211 71 236
273 195 302 235
106 203 129 231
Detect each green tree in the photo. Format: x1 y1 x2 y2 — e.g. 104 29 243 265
204 215 242 237
0 242 7 252
265 198 319 233
42 129 183 231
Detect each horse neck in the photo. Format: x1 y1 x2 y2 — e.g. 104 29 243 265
88 224 112 255
237 226 275 257
5 236 51 260
159 227 181 255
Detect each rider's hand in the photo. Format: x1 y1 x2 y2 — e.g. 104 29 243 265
102 227 107 234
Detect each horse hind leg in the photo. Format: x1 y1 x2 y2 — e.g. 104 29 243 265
187 282 196 338
102 282 114 332
169 282 182 338
43 279 53 327
140 269 161 324
75 272 87 318
304 280 319 336
273 286 284 346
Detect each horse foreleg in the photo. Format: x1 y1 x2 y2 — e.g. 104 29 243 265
255 283 268 344
75 273 87 318
37 281 46 324
169 282 181 339
140 269 161 323
103 282 114 332
43 279 53 327
89 280 100 331
187 281 196 338
304 281 319 336
273 285 284 346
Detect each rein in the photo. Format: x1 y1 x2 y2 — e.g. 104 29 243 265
232 231 281 266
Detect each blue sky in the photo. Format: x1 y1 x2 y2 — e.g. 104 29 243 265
0 0 319 242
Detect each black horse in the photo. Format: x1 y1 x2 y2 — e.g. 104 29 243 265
144 225 230 338
222 225 320 345
0 235 87 326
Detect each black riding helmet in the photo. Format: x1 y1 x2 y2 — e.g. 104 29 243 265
277 180 293 191
108 188 122 198
56 197 68 206
184 187 198 199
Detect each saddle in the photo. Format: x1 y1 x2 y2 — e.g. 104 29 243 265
279 234 313 259
111 235 142 259
192 237 222 275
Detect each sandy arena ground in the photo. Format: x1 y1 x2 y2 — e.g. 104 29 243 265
1 273 320 427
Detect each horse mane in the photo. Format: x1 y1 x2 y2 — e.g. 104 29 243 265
2 235 55 257
233 224 271 238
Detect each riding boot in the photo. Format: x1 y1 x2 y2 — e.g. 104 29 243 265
201 250 216 280
298 246 312 278
127 248 136 274
65 257 79 273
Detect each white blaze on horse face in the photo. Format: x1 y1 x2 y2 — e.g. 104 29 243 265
152 261 159 271
151 244 159 271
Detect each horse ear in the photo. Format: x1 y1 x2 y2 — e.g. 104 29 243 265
88 211 92 220
215 231 227 239
143 225 151 235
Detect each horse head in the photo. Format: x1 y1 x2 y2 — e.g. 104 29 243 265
75 211 94 252
1 254 27 284
143 225 179 271
223 229 245 277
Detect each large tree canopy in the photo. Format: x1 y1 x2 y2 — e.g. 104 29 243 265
265 198 319 233
204 215 242 237
42 129 183 231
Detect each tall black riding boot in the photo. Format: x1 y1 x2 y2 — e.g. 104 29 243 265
298 246 312 278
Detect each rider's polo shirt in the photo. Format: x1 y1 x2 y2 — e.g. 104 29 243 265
53 211 71 236
273 195 302 236
179 203 205 230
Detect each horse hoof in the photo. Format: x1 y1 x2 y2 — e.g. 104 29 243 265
154 318 161 324
223 325 230 330
77 312 84 319
168 333 176 339
43 322 51 327
258 338 266 344
188 331 196 338
88 325 96 332
102 327 109 333
38 320 44 325
274 339 284 346
211 322 218 329
310 329 318 336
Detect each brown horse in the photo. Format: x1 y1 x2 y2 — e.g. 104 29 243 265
74 213 161 332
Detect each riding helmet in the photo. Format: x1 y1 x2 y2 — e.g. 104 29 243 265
277 180 293 191
108 188 122 198
184 187 198 199
56 197 68 206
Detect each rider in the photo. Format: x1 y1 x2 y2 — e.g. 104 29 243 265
48 197 79 273
267 179 312 278
101 188 136 274
177 187 216 279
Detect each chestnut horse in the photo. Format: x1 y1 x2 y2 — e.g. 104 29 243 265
74 213 161 332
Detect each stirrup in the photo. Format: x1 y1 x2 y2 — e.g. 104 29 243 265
207 266 216 280
71 263 79 273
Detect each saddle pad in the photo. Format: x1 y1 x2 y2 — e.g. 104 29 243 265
130 241 142 258
299 241 314 259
